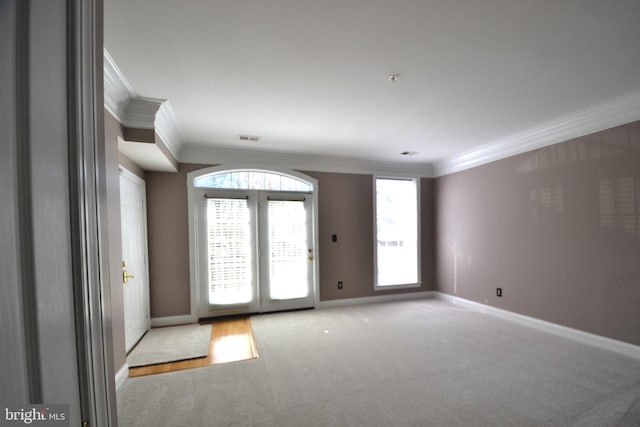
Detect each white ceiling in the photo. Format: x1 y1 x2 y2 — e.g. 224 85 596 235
104 0 640 170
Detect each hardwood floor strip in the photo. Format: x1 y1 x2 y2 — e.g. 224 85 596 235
128 317 258 377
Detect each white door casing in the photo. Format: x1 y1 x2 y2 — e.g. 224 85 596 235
188 167 319 319
119 168 150 352
195 189 316 317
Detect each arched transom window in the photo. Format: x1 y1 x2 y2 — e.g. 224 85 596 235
194 169 313 192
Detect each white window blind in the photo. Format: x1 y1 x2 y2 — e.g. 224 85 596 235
206 198 253 305
375 177 419 287
267 200 308 299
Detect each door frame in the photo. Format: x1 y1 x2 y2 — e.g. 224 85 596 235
187 166 320 320
119 167 151 351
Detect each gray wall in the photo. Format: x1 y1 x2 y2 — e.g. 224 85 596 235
435 121 640 346
145 167 435 317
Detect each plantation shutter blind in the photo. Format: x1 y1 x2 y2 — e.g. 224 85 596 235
267 200 308 300
206 198 253 304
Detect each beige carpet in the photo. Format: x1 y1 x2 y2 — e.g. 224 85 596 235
118 300 640 426
127 324 212 367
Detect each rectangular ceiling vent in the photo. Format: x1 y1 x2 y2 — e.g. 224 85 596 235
239 135 260 142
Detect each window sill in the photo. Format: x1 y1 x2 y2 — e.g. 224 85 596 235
374 282 421 291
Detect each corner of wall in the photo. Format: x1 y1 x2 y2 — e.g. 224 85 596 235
114 363 129 390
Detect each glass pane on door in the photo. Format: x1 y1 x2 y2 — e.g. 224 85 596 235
267 199 309 300
206 198 253 305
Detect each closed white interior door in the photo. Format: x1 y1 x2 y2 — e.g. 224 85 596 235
120 169 150 352
197 190 315 317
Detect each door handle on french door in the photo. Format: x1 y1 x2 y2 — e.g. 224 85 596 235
122 269 135 284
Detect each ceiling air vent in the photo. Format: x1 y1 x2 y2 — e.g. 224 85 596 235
239 135 260 142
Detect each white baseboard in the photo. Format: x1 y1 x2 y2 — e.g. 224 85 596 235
150 314 197 327
115 363 129 390
432 292 640 360
318 291 435 309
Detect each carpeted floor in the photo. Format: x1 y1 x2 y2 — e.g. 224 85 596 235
127 324 212 367
117 299 640 426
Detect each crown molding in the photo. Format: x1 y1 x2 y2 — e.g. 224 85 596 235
103 50 184 160
103 49 136 123
122 97 183 160
434 90 640 176
122 96 162 129
154 101 183 160
106 45 639 178
180 144 435 177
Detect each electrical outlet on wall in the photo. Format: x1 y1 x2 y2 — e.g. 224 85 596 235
338 281 343 289
496 287 502 297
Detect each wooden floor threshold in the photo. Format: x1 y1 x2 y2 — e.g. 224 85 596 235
128 317 258 377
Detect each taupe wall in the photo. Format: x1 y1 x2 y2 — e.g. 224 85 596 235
146 164 204 317
104 111 127 371
145 167 435 317
140 121 639 347
105 110 178 371
435 121 640 346
305 171 435 301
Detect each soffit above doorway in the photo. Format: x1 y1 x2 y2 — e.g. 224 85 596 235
105 51 181 172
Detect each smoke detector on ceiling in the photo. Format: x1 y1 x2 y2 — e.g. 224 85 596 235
387 74 400 82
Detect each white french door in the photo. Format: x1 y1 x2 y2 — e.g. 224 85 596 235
196 190 315 318
259 192 315 312
201 191 260 316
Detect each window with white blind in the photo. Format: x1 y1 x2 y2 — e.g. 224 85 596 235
266 199 309 300
206 197 253 305
374 177 420 288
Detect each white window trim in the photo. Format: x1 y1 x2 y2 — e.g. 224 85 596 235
187 165 320 319
194 168 313 192
373 175 422 291
190 164 315 191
